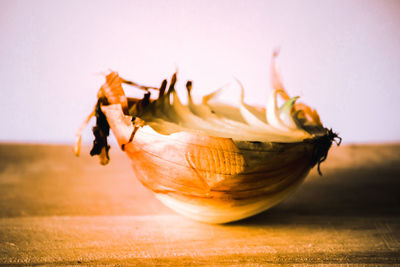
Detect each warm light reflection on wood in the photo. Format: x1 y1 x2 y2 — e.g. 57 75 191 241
0 144 399 264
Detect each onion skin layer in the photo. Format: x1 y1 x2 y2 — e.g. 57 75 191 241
101 104 327 224
78 59 339 223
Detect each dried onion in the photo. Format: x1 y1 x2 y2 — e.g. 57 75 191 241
74 52 340 223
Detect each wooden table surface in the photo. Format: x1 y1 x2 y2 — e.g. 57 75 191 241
0 143 399 265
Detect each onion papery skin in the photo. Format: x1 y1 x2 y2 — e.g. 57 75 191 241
102 104 322 224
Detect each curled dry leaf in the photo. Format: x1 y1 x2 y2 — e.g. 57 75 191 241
75 53 340 223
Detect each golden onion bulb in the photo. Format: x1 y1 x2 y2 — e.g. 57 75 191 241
75 53 340 224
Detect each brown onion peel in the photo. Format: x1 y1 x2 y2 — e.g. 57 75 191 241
75 54 341 223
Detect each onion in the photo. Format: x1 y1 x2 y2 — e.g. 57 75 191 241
75 53 341 223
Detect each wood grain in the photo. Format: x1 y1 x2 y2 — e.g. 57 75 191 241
0 143 399 265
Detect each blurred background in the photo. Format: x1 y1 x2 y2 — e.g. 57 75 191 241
1 0 399 144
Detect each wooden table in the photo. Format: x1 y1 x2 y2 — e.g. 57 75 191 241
1 143 399 265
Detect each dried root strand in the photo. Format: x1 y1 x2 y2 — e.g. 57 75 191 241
120 77 160 91
167 72 177 94
158 79 167 99
121 118 145 151
121 73 181 151
311 128 342 175
90 98 111 165
186 81 193 95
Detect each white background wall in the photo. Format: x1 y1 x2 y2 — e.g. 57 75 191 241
1 0 399 144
